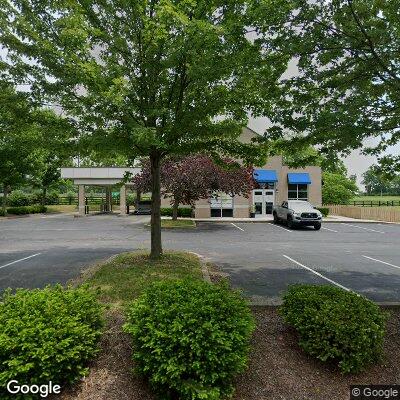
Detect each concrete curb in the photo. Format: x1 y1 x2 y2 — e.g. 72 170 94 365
188 251 211 283
188 218 398 225
248 297 400 307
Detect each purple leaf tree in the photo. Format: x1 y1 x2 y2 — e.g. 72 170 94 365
132 155 254 220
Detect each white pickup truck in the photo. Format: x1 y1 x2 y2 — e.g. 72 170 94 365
273 200 322 230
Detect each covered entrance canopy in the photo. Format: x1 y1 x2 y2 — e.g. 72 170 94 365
60 167 141 216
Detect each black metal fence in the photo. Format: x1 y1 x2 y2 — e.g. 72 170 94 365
349 200 400 207
58 196 121 205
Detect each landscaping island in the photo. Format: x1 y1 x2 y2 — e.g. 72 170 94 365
1 251 399 400
56 253 400 400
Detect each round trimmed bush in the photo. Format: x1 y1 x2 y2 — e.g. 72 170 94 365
280 284 388 373
0 286 103 398
124 280 255 399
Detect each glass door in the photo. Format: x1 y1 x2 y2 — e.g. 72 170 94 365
253 188 275 216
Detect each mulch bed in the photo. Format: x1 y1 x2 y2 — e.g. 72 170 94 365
233 306 400 400
53 309 154 400
54 306 400 400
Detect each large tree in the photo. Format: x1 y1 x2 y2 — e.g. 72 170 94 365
0 82 41 213
133 155 254 220
0 82 75 213
30 110 75 205
0 0 284 257
252 0 400 172
362 165 400 196
322 172 358 205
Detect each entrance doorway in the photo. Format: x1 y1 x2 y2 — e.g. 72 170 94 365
253 188 275 216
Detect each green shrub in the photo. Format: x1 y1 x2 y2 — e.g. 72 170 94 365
6 205 47 215
316 207 329 217
178 208 192 217
65 190 77 204
160 207 173 216
0 286 103 399
0 209 5 217
124 280 255 399
7 190 33 206
280 285 388 373
31 191 60 205
160 207 192 217
126 193 136 206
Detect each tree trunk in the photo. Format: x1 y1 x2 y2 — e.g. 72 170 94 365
136 190 141 209
41 187 47 206
150 151 162 259
2 186 7 215
172 198 179 221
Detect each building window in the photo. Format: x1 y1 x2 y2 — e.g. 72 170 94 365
210 192 233 217
288 184 308 200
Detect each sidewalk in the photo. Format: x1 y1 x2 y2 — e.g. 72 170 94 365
188 215 396 224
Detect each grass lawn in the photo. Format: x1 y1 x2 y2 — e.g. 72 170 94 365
84 251 202 307
160 218 196 228
46 205 77 213
352 195 400 202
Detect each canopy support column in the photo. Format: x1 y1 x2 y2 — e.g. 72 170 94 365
78 185 85 216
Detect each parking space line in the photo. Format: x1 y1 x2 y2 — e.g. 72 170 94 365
341 223 385 234
270 223 293 233
321 226 338 233
0 253 42 270
282 254 352 292
362 255 400 271
231 223 245 232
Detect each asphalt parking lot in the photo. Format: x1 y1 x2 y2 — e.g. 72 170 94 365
1 214 399 303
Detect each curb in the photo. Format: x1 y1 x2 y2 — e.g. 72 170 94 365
188 251 211 283
190 218 399 225
247 297 400 307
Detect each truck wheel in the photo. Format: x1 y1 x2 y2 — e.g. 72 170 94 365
273 212 279 224
287 217 294 229
314 223 321 230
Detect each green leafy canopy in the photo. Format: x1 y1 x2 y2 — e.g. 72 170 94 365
252 0 400 173
0 0 287 164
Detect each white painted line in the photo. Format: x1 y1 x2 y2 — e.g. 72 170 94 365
231 223 245 232
321 226 338 233
341 223 385 234
282 254 352 292
270 223 293 232
362 255 400 271
0 253 42 270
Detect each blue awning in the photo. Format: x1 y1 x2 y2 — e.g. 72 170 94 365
288 173 311 184
253 169 278 183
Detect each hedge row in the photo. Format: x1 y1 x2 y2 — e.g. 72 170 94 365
316 207 329 217
0 286 103 399
0 279 389 399
160 207 192 217
5 205 47 215
6 190 61 206
280 284 387 373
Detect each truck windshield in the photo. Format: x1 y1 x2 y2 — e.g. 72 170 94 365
288 201 313 210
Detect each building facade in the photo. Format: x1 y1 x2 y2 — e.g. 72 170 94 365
193 127 322 218
61 127 322 218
